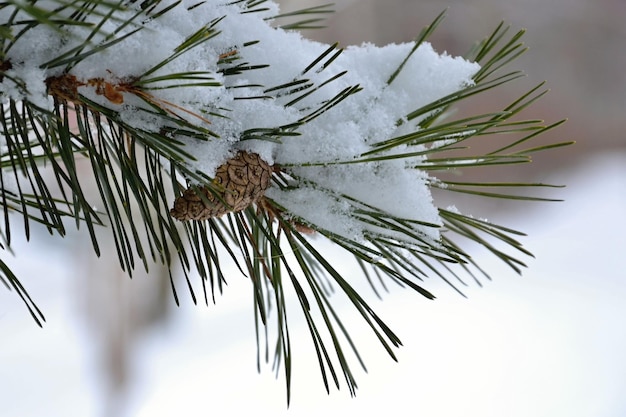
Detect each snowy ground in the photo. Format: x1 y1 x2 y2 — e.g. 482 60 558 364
1 150 625 417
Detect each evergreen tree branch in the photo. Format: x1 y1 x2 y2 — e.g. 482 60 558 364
0 1 571 402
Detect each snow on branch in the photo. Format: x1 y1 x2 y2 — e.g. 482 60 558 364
0 0 478 248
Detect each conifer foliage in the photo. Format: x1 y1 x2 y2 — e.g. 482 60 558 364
0 0 569 400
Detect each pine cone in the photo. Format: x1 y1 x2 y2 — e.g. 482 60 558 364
170 151 272 221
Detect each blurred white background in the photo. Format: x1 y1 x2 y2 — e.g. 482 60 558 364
1 1 625 416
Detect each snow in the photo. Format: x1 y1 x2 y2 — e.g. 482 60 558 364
0 0 479 246
1 151 625 417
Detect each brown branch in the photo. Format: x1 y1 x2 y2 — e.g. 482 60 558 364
45 70 211 125
0 59 13 83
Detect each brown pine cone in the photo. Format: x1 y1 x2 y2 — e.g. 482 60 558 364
170 151 272 221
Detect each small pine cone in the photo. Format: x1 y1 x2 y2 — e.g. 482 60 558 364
170 151 272 221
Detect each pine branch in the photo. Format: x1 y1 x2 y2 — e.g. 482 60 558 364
0 0 571 403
